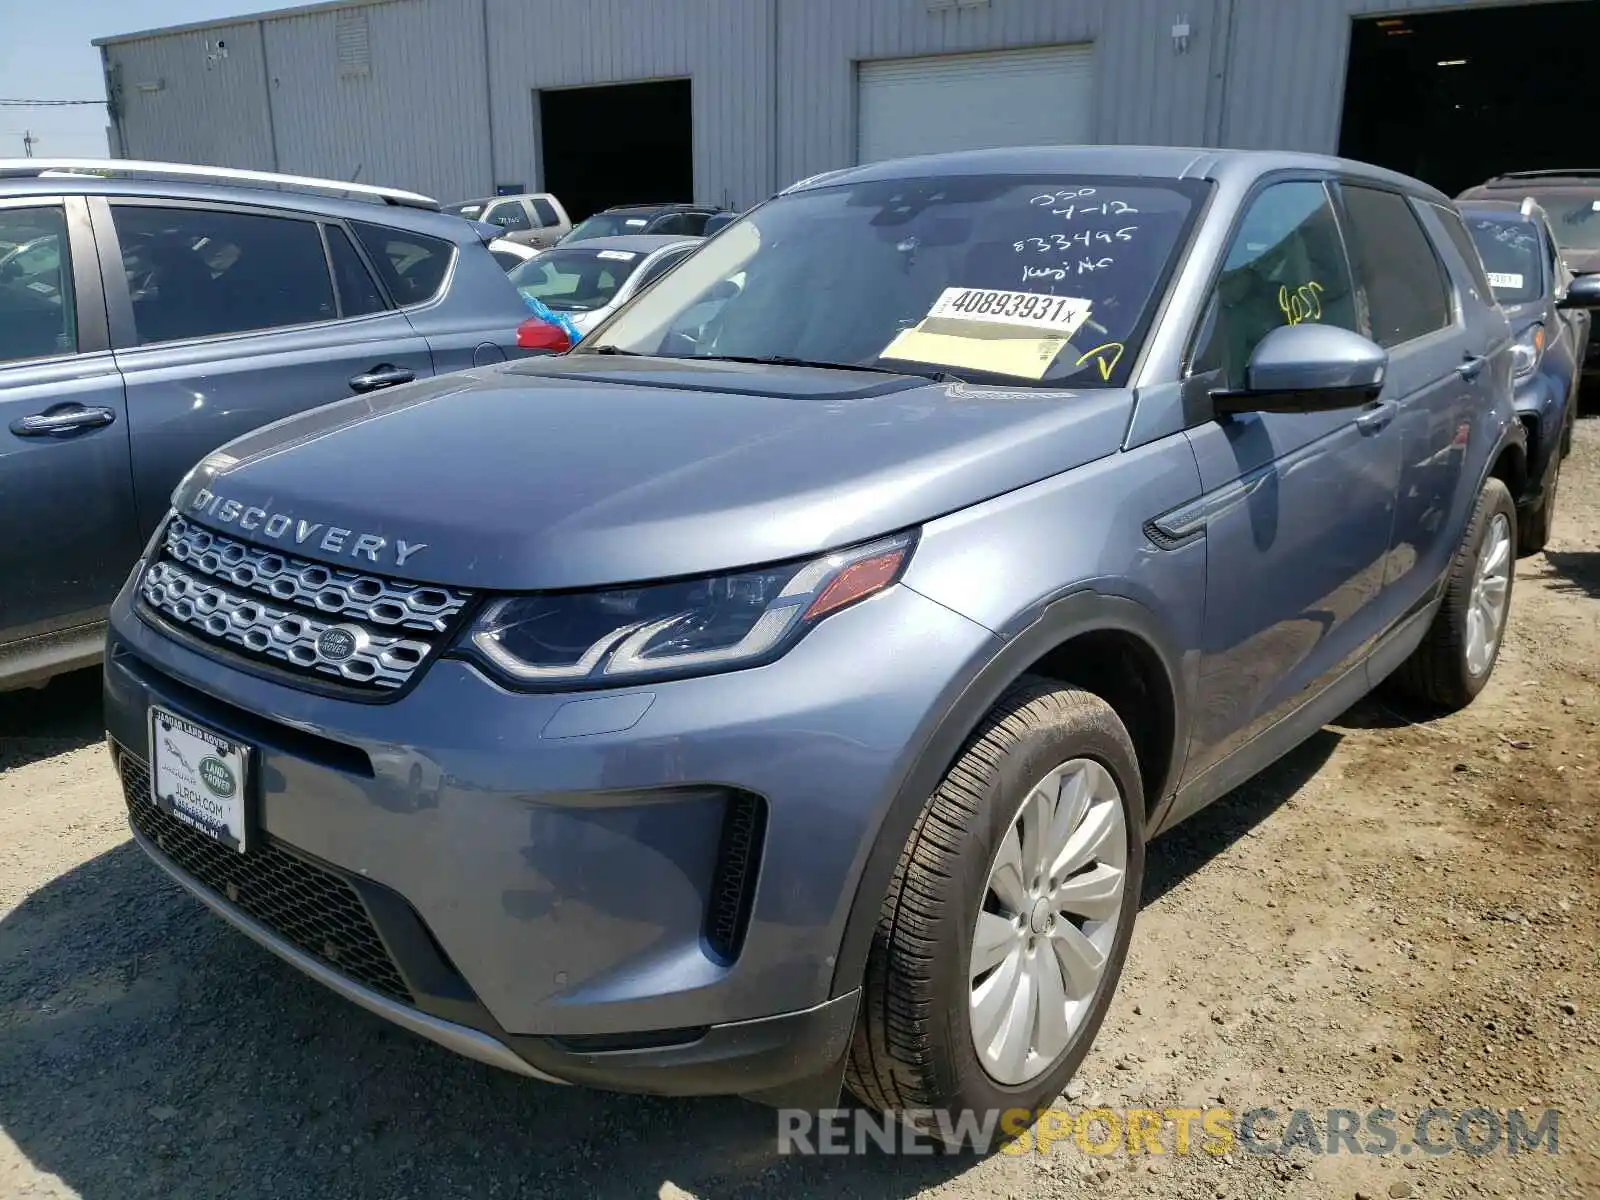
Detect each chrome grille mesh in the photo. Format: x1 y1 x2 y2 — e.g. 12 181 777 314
139 517 471 692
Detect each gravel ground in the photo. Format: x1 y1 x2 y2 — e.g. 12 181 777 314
2 422 1598 1200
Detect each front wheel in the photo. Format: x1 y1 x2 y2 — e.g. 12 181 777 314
1389 477 1517 711
844 678 1144 1141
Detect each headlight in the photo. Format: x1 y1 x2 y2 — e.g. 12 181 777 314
462 532 916 687
1511 324 1545 380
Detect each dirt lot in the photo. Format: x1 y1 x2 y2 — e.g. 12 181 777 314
3 425 1597 1200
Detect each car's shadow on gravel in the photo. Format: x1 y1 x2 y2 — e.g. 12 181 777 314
1140 728 1340 907
0 841 970 1199
0 667 105 771
1544 549 1600 601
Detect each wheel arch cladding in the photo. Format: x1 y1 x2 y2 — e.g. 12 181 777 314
1490 438 1528 500
828 591 1186 1000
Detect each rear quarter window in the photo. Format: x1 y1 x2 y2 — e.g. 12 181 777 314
351 222 455 306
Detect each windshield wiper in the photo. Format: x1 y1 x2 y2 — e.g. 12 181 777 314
691 354 962 383
587 345 646 356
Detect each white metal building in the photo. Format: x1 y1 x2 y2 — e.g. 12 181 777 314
94 0 1596 217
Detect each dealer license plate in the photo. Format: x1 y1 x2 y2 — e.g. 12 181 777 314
148 705 252 854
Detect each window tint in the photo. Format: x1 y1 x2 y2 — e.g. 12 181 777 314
507 248 638 311
1339 186 1452 348
635 247 692 290
487 201 532 232
1190 181 1358 388
351 222 454 306
0 206 76 364
113 205 335 345
650 213 691 236
530 198 560 227
324 224 388 317
681 212 710 235
491 249 524 271
1431 204 1494 301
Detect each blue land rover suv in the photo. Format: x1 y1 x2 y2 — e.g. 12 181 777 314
0 159 528 691
104 147 1554 1136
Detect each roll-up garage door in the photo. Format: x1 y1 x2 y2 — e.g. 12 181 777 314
856 44 1095 164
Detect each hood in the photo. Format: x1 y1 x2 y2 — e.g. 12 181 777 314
1560 247 1600 275
175 357 1133 590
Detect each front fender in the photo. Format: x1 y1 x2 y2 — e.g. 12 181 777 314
827 588 1190 1000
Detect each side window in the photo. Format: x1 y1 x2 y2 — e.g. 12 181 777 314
491 249 524 271
486 201 532 232
351 222 455 306
530 198 560 227
681 212 711 236
1190 180 1359 389
1544 220 1566 291
1338 186 1453 348
635 247 692 290
112 205 336 345
651 213 691 236
1429 203 1494 301
325 224 388 317
0 205 76 364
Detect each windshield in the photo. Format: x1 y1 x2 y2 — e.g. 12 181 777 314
566 212 653 242
578 174 1205 387
1464 215 1542 304
445 202 485 219
507 247 645 311
1522 190 1600 251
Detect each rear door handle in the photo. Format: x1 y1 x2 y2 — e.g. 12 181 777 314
1354 400 1396 435
9 404 117 437
349 364 415 393
1457 353 1487 380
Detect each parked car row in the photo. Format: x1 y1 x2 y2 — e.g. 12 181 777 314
78 146 1600 1141
0 159 534 690
5 147 1598 1150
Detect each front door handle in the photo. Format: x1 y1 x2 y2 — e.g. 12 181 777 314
349 364 416 394
9 404 117 437
1355 400 1396 435
1457 353 1487 381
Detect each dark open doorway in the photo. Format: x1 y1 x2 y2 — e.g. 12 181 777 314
1339 1 1600 197
539 79 693 223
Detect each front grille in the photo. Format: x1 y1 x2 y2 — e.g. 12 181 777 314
119 752 412 1004
704 792 766 962
138 516 471 692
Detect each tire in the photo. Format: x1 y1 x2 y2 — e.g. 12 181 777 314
1388 477 1517 712
844 677 1144 1145
1518 450 1560 556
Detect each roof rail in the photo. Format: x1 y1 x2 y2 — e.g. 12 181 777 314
1497 168 1600 181
0 158 439 210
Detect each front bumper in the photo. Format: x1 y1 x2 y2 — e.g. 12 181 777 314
104 572 998 1097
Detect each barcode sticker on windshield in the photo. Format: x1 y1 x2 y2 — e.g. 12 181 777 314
596 250 637 261
925 288 1092 337
1487 272 1523 289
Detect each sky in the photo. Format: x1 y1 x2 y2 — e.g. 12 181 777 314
2 1 266 158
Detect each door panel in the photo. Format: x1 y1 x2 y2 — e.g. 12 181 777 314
93 200 434 543
1181 410 1399 778
0 197 137 641
1175 178 1401 783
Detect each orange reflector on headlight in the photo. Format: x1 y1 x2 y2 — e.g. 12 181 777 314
803 549 908 621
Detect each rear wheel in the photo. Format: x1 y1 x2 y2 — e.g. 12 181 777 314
844 678 1143 1143
1389 477 1516 711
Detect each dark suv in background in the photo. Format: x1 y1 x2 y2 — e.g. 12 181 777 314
0 159 529 691
560 202 729 244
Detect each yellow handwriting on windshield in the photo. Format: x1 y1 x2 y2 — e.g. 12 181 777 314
1075 341 1126 382
1278 281 1325 326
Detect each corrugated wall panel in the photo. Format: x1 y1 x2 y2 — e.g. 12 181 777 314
109 22 275 169
484 0 774 212
262 0 490 203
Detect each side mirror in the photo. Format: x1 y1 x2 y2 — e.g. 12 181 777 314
516 317 573 354
1557 272 1600 310
1213 324 1388 416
